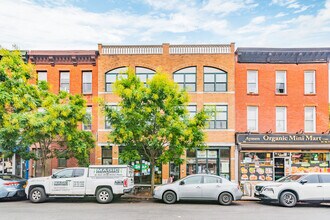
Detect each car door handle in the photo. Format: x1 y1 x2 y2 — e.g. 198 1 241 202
317 186 322 187
196 186 201 188
216 185 221 188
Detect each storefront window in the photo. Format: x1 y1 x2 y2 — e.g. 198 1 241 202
220 149 230 180
131 159 162 184
291 153 330 173
169 162 180 181
186 150 197 175
0 153 13 174
240 152 274 181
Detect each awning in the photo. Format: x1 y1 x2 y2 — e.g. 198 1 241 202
239 144 330 150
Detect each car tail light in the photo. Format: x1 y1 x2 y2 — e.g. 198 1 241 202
123 178 128 187
4 182 20 187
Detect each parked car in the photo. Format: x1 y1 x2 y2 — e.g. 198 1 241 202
153 174 243 205
254 173 330 207
0 174 27 199
25 165 134 204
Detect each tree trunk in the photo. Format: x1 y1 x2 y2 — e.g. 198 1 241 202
150 161 155 195
40 158 46 177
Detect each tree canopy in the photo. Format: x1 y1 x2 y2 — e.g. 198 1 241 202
104 69 207 191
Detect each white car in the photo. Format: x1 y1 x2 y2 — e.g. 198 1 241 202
25 165 134 204
153 174 243 205
254 173 330 207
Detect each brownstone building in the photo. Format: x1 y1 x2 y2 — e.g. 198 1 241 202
97 43 237 183
27 50 98 176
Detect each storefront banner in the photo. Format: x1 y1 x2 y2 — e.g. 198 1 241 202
236 133 330 144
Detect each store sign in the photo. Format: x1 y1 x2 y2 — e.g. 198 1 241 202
236 133 330 144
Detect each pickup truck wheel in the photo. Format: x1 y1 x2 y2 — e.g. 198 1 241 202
162 191 176 204
96 188 113 204
29 187 46 203
279 191 297 207
219 192 233 205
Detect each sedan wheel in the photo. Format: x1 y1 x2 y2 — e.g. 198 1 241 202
219 192 233 205
163 191 176 204
279 191 297 207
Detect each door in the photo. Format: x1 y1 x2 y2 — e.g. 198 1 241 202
298 174 323 201
50 169 74 195
201 176 222 200
319 174 330 201
71 169 86 195
274 158 285 180
178 176 202 199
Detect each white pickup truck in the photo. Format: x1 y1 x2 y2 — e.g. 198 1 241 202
25 165 134 204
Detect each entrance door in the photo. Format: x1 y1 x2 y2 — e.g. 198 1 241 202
274 158 285 180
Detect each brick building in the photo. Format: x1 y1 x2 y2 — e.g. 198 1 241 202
235 48 330 188
27 50 98 176
97 43 237 183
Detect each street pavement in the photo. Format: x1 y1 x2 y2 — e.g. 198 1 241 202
1 198 330 220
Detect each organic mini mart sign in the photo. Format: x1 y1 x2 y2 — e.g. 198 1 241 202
236 133 330 144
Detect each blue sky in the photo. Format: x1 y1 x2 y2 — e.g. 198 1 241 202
0 0 329 49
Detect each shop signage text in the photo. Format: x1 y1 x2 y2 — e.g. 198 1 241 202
236 133 330 144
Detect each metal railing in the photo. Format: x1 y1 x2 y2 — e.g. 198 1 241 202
101 45 163 55
169 44 231 54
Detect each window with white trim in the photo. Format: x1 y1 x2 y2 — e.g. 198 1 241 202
247 70 258 93
105 105 120 129
173 67 196 92
276 71 286 94
187 105 197 118
136 67 155 84
305 107 316 132
82 71 92 94
37 71 47 82
60 71 70 92
204 105 228 129
203 67 227 92
304 71 315 94
247 106 258 132
276 107 287 132
105 67 128 92
82 107 92 130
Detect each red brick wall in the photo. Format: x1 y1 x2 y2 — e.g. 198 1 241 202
235 62 329 133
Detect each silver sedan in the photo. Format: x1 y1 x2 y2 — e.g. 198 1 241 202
153 174 243 205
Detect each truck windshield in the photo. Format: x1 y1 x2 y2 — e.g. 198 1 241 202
276 175 303 182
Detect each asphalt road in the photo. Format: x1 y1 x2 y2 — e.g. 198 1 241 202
1 198 330 220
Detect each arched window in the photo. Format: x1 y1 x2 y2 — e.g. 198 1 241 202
203 67 227 92
173 67 196 92
135 67 155 84
105 67 128 92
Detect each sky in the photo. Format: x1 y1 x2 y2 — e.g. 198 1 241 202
0 0 330 50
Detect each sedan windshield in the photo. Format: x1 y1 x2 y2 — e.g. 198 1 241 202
276 175 303 182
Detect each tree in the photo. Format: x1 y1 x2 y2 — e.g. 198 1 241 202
0 49 41 160
23 83 95 176
104 69 207 193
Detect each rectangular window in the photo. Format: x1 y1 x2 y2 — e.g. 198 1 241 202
37 71 47 82
83 107 92 130
58 158 67 168
204 105 228 129
105 105 119 129
247 106 258 132
82 71 92 94
102 146 112 165
276 71 286 94
60 71 70 92
305 107 316 132
187 105 197 118
276 107 287 132
247 70 258 93
304 71 315 94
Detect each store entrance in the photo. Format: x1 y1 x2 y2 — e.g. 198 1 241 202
274 156 290 180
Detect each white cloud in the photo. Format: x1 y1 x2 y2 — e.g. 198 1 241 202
201 0 258 15
274 12 287 17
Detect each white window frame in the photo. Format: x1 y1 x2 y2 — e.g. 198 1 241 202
60 71 70 92
247 70 258 94
276 107 287 132
82 71 92 94
304 107 316 133
275 71 286 94
247 106 258 132
304 70 316 94
37 71 47 82
82 107 92 131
